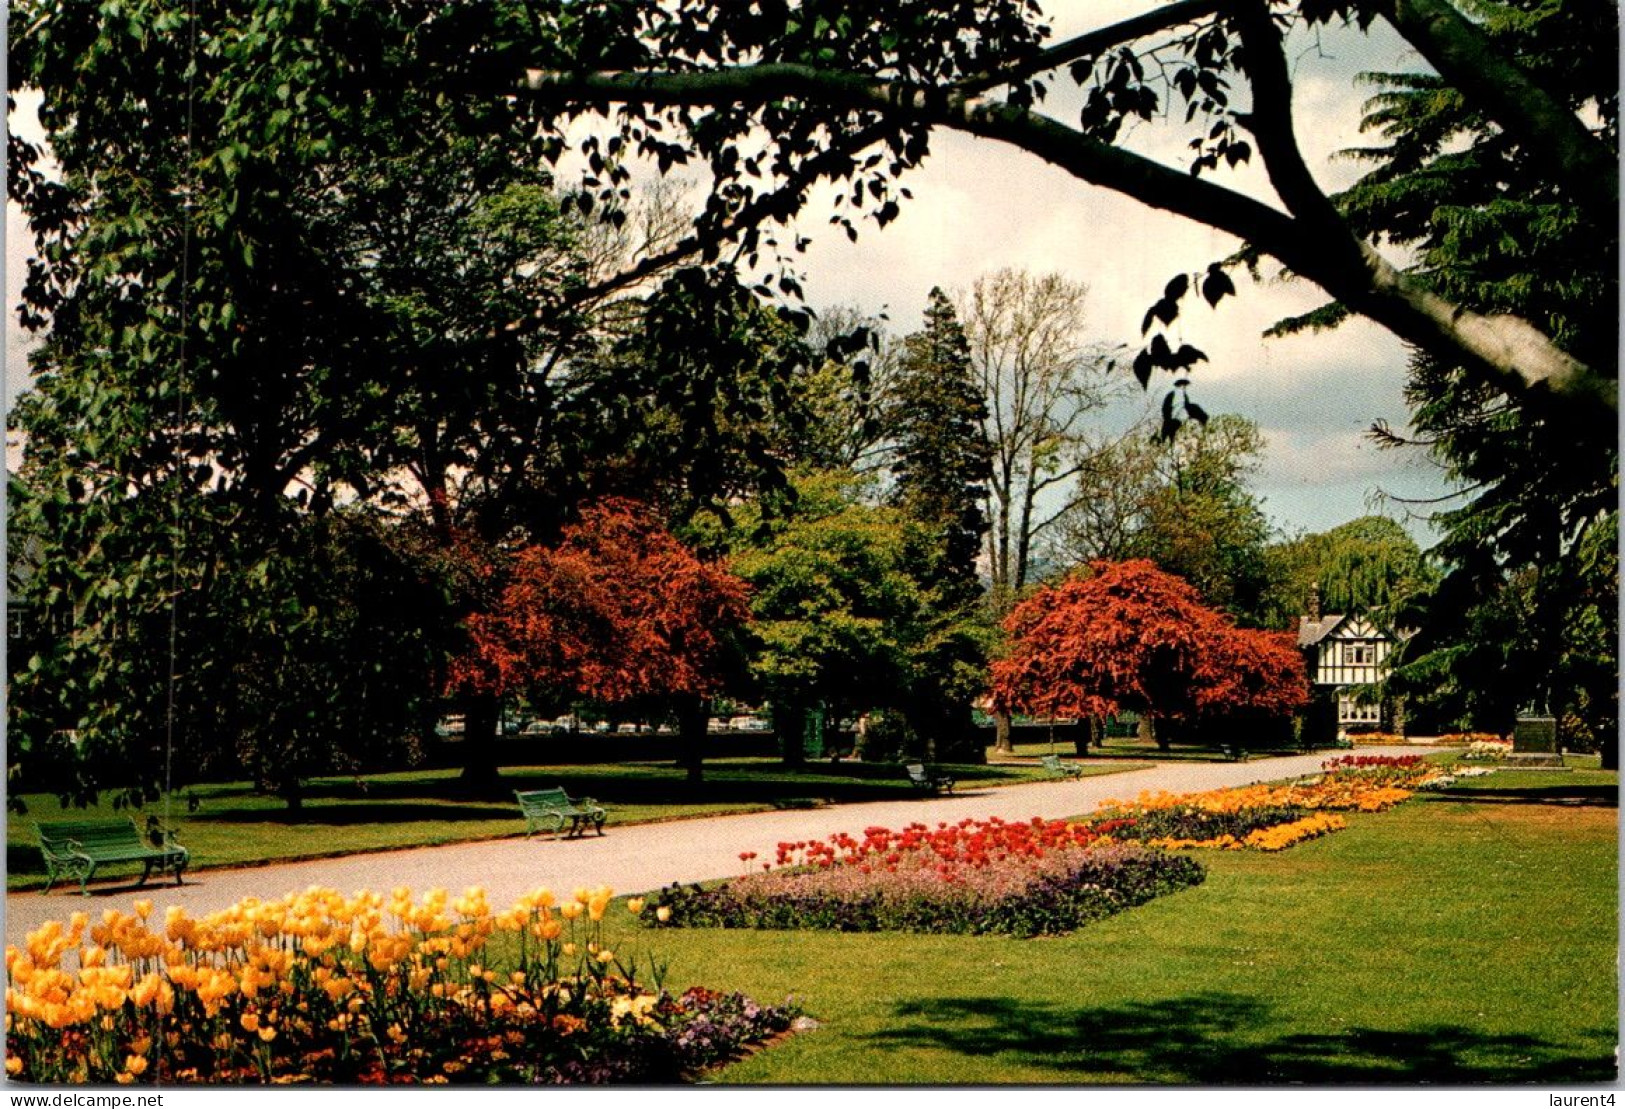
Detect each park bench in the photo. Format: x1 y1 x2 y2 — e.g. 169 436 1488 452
37 818 189 896
904 763 955 795
1040 754 1088 779
514 788 607 839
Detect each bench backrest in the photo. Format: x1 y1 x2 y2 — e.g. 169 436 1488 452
904 763 928 780
515 788 573 809
1040 755 1063 770
38 819 145 851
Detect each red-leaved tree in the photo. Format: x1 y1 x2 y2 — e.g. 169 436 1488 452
990 560 1308 747
451 498 752 781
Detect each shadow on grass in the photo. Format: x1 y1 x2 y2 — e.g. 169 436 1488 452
1419 785 1618 808
1075 747 1312 764
201 802 522 825
868 993 1615 1084
243 766 983 809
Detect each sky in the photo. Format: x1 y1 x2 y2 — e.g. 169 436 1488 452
3 1 1459 541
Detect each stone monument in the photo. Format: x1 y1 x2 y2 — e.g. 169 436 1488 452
1507 713 1564 768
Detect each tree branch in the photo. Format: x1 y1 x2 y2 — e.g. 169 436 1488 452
516 62 1615 412
1372 0 1617 221
572 119 896 309
954 0 1224 96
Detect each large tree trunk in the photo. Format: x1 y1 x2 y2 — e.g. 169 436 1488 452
676 697 708 786
993 708 1014 754
459 694 502 790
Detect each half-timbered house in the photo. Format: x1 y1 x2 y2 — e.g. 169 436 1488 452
1297 611 1399 733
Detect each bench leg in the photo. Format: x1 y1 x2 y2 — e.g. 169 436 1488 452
79 862 98 897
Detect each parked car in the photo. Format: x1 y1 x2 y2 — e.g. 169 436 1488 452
729 715 771 732
434 716 466 738
551 715 579 732
519 720 550 736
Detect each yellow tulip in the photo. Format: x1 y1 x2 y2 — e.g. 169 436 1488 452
626 898 646 915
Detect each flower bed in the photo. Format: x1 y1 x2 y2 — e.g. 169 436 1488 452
6 886 793 1085
1459 737 1513 761
651 817 1206 938
1080 754 1460 850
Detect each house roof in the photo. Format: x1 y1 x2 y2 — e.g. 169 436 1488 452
1297 614 1347 647
1297 612 1414 647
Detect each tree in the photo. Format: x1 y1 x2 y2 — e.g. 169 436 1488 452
1257 516 1435 630
885 289 994 756
990 560 1308 748
503 0 1615 420
6 0 606 800
726 470 992 762
1061 414 1273 622
959 269 1115 612
889 287 992 600
452 499 752 784
1323 0 1617 762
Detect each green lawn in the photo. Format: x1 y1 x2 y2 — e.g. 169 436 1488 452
5 756 1142 890
631 766 1618 1084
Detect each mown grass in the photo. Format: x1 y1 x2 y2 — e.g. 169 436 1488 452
629 767 1617 1084
5 756 1143 890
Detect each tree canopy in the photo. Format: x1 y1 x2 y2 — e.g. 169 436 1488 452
990 559 1308 729
452 498 751 705
1258 515 1435 629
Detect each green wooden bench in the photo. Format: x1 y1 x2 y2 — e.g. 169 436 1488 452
37 819 189 896
514 788 607 839
1041 754 1088 779
904 763 955 795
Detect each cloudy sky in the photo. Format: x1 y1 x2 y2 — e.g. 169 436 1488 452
778 3 1457 541
4 2 1458 538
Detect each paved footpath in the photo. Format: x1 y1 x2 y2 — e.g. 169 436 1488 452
4 747 1436 946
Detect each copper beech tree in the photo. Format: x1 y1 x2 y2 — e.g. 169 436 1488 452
451 499 752 782
990 560 1307 747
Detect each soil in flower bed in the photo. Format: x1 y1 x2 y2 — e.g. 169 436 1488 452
649 818 1206 938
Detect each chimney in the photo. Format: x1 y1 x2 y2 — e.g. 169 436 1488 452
1307 583 1321 621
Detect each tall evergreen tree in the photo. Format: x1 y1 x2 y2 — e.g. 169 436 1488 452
889 287 992 601
886 288 994 759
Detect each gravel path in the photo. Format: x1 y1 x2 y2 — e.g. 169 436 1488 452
4 747 1438 945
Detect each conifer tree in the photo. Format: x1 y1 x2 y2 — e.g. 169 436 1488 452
887 288 994 759
889 287 993 602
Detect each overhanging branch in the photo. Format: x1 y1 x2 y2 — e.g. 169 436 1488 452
955 0 1225 96
515 61 1615 413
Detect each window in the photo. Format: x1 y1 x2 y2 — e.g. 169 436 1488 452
1338 694 1381 725
1345 641 1374 666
